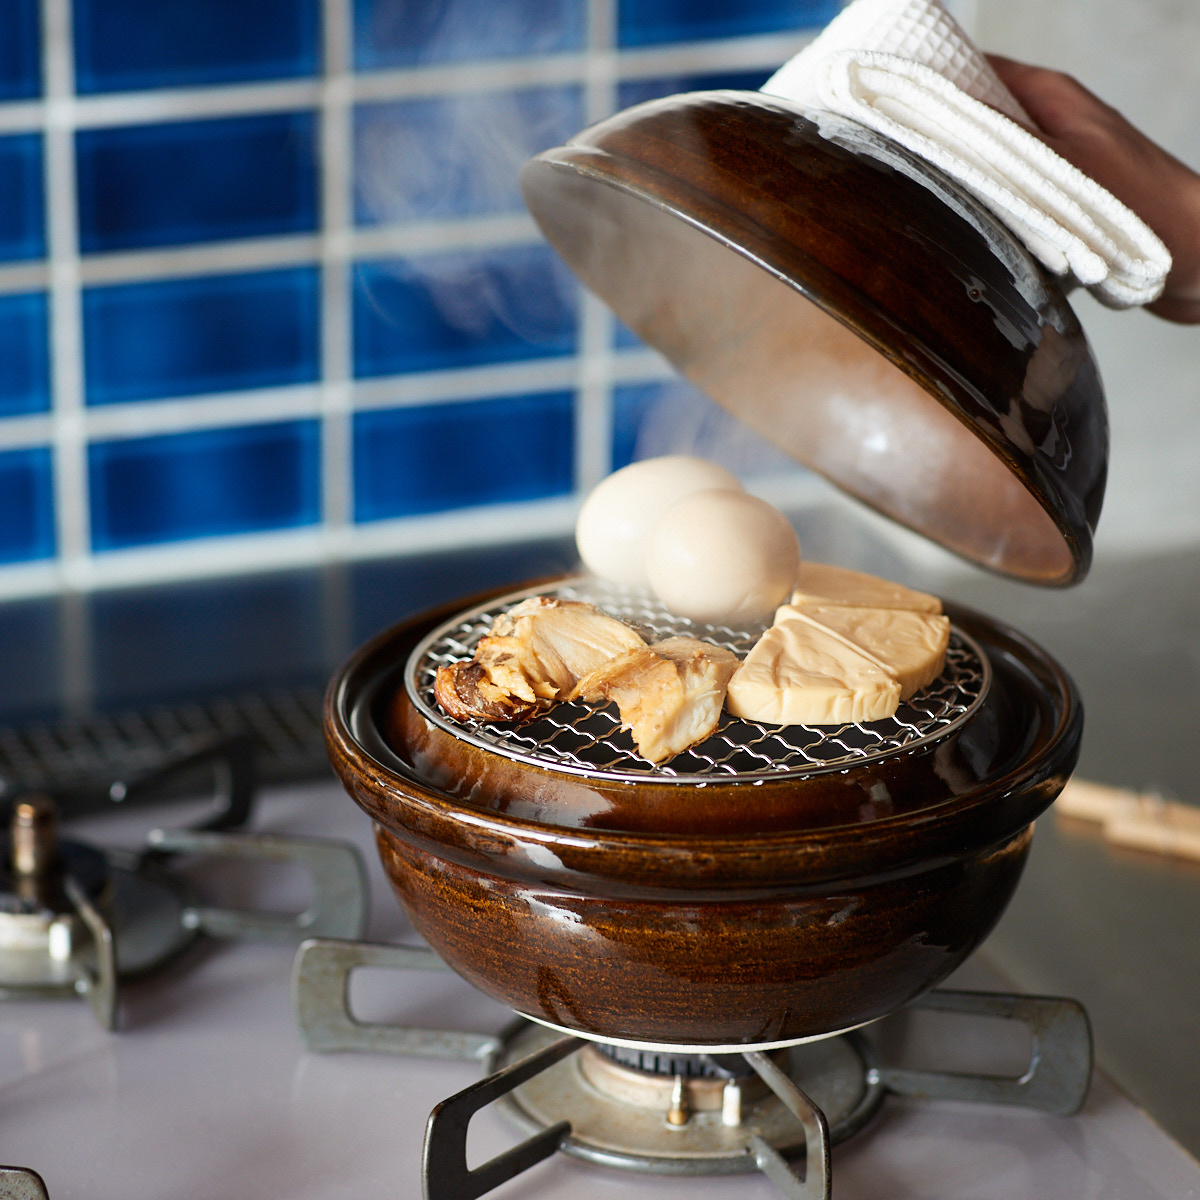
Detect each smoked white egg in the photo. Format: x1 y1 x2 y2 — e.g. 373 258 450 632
575 456 743 589
646 489 801 624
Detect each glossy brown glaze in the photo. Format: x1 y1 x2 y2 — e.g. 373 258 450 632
375 821 1031 1046
520 93 1108 585
326 582 1082 1047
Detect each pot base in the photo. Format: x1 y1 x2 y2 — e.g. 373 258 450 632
522 1010 873 1055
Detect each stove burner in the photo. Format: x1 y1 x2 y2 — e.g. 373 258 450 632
0 737 369 1029
592 1042 758 1079
496 1023 881 1172
292 939 1095 1200
406 579 991 782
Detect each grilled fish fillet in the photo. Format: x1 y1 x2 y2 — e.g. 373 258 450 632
571 636 739 764
434 597 645 723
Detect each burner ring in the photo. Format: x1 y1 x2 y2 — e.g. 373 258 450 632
592 1042 759 1079
492 1021 886 1174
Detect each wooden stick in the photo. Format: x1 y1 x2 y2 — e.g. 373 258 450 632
1104 817 1200 861
1055 777 1200 862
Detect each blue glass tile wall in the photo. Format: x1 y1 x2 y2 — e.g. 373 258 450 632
76 113 319 253
83 268 321 405
0 448 55 563
618 0 839 47
354 86 584 222
0 134 45 262
0 1 40 102
353 0 586 69
353 246 577 377
89 421 322 551
73 0 321 93
0 293 50 416
354 391 575 520
0 0 825 592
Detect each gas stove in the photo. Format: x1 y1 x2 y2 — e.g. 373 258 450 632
1 777 1197 1198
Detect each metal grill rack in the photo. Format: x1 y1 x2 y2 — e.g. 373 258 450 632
407 580 991 783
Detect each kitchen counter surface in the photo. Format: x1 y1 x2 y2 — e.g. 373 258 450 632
935 544 1200 1159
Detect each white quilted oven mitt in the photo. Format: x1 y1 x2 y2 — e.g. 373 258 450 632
762 0 1171 308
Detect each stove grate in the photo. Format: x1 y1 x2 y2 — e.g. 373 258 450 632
0 684 329 813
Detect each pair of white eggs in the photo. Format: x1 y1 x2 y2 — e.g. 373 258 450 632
575 456 801 625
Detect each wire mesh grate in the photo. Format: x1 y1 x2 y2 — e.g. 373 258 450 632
406 580 991 784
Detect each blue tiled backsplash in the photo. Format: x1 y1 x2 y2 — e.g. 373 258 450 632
0 0 834 595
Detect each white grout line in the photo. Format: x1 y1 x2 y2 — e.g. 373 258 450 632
42 0 88 566
351 212 542 259
350 357 582 411
0 217 547 298
0 100 43 134
575 295 614 494
40 0 94 700
66 385 327 441
318 0 355 536
0 468 842 602
0 262 49 295
0 351 677 450
613 32 815 82
7 496 582 598
73 233 323 286
0 30 816 136
571 0 619 496
0 413 54 448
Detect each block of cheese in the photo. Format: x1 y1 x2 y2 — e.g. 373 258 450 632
726 618 902 726
774 603 951 700
787 562 942 614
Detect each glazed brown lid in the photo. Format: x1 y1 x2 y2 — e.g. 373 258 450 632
520 91 1108 586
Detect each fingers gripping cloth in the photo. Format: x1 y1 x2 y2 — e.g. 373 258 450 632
762 0 1171 308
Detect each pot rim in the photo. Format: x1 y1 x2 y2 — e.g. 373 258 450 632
325 583 1082 894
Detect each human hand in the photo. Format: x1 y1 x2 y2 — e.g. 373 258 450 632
989 54 1200 323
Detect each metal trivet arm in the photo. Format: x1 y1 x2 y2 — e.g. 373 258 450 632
292 938 500 1060
872 989 1093 1116
292 941 829 1199
122 735 370 945
423 1037 579 1200
0 740 369 1032
743 1052 830 1200
0 1167 49 1200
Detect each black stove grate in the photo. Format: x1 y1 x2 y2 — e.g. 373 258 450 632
0 684 330 812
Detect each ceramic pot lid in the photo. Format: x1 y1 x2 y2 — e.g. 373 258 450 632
519 91 1109 586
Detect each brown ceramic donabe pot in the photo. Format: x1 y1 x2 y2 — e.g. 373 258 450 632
326 583 1081 1050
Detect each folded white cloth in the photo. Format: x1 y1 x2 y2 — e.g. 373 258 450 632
761 0 1171 308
